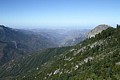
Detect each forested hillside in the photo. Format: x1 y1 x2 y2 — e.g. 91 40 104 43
0 25 57 65
0 25 120 80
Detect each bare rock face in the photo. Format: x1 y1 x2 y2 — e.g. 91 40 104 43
87 24 111 38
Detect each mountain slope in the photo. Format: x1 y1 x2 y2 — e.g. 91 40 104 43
0 25 57 65
87 24 111 38
18 26 120 80
0 25 57 50
0 25 120 80
0 47 71 79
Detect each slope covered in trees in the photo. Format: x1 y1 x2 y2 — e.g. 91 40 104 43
0 25 58 65
0 25 120 80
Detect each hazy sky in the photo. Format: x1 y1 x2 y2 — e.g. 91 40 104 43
0 0 120 29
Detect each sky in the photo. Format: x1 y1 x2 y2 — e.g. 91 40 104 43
0 0 120 29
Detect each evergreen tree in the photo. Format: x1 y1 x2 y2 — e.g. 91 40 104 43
117 24 120 29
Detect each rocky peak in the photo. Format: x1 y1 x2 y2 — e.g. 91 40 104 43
87 24 111 38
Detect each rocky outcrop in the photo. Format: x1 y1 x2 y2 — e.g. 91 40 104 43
87 24 111 38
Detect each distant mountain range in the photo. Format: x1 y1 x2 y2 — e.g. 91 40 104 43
0 25 89 65
30 29 90 46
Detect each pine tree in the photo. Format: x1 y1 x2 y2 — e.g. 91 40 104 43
117 24 120 29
